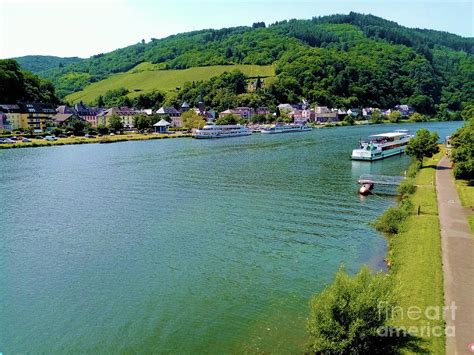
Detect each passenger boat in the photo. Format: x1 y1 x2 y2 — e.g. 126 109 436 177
193 122 252 139
260 124 312 134
351 130 413 161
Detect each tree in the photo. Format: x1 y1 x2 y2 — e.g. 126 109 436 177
108 113 124 133
69 118 89 136
181 110 206 129
255 76 262 90
405 128 439 165
450 119 474 179
409 112 425 122
216 114 238 125
343 114 355 125
97 95 105 107
307 266 398 354
97 124 109 135
387 110 402 123
370 109 383 124
461 103 474 121
133 114 153 133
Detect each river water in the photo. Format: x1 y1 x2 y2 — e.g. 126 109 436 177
0 121 462 353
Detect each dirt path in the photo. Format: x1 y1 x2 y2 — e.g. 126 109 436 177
436 155 474 354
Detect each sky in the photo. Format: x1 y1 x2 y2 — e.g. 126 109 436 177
0 0 472 59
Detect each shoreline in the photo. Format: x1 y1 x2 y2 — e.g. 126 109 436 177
380 149 446 353
0 132 192 149
0 119 454 150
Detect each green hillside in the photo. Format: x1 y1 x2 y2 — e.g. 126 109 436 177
65 64 275 104
14 55 82 74
28 13 473 113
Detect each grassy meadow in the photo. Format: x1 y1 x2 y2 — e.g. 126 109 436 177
388 150 445 354
65 63 276 104
454 179 474 232
0 132 192 149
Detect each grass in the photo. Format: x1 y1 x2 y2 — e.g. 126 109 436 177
454 178 474 208
66 63 276 104
454 176 474 233
387 149 445 354
0 132 192 149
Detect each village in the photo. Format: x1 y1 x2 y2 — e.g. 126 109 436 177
0 98 417 136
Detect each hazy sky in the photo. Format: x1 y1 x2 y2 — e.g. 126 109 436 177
0 0 472 59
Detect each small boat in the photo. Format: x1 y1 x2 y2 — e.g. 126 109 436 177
351 130 413 161
260 124 312 134
193 122 252 139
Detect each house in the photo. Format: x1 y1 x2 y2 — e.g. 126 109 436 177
220 107 254 120
315 112 339 123
255 107 270 116
153 119 170 133
0 111 12 130
0 104 22 130
97 107 139 129
337 109 348 121
347 108 361 118
51 113 86 127
394 105 415 117
18 102 56 132
138 109 153 116
156 106 180 117
57 104 103 128
180 102 190 113
293 108 314 122
74 103 103 127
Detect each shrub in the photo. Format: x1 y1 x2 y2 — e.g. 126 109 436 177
307 266 397 354
407 160 421 178
374 200 412 234
451 119 474 180
397 179 417 196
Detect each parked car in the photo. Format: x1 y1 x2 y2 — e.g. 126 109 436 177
85 134 96 138
44 136 57 141
22 138 31 142
58 134 68 138
3 138 16 144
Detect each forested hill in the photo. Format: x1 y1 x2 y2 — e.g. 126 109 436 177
14 55 83 74
27 12 474 113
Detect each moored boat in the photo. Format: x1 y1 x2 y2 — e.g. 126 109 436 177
193 122 252 139
351 130 413 161
260 124 312 134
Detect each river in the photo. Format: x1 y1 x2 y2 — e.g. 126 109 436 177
0 121 462 353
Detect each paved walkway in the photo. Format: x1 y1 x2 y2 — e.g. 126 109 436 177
436 156 474 354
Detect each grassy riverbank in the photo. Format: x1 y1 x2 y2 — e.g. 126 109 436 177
0 132 192 149
454 179 474 232
386 150 445 354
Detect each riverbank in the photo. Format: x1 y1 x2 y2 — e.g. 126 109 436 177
387 150 445 354
0 132 192 149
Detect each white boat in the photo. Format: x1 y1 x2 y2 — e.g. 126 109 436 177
260 124 312 134
351 130 413 161
193 122 252 139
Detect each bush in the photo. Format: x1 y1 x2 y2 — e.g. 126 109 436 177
451 119 474 180
407 160 421 178
97 124 109 135
307 266 397 354
374 200 413 234
397 179 417 196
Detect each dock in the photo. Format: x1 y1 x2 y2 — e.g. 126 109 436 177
358 174 405 186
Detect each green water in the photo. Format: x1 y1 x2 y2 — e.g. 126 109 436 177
0 122 462 353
